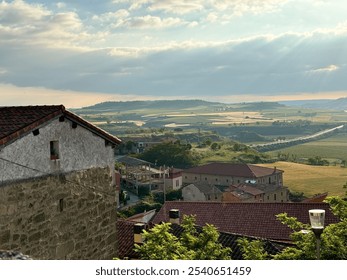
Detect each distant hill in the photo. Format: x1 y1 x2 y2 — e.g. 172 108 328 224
280 97 347 110
74 100 223 113
73 99 285 114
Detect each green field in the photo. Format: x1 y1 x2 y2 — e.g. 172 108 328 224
266 133 347 162
260 161 347 197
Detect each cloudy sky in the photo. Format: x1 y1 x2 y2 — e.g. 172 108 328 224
1 0 347 107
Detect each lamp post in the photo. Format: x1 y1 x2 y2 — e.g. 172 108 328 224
309 209 325 260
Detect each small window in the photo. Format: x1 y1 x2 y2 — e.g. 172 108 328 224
274 194 277 201
59 198 64 212
50 141 59 160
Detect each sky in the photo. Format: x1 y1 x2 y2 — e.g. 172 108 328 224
1 0 347 108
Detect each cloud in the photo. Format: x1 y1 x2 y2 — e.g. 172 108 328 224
0 67 8 75
0 83 175 108
147 0 205 14
120 15 184 29
0 0 51 24
56 2 66 9
1 27 347 98
1 0 347 105
0 0 100 49
308 64 340 74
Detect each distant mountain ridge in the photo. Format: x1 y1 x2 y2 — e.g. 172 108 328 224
74 99 285 113
76 99 223 113
280 97 347 110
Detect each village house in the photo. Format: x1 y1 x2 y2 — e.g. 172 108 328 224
182 163 284 186
0 105 121 259
182 182 223 202
223 183 289 202
181 162 288 202
116 155 183 196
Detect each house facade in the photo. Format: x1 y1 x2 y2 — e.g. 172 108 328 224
0 105 121 259
182 163 284 187
182 183 223 202
223 183 289 203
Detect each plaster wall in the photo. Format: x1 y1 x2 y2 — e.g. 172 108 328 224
0 118 115 184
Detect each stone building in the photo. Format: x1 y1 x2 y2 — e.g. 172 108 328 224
182 163 284 187
182 182 223 202
0 105 121 259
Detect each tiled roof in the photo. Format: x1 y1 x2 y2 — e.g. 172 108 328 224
230 184 265 196
183 163 282 178
116 219 290 260
302 193 328 203
153 201 339 241
116 155 152 166
116 220 140 259
0 105 121 147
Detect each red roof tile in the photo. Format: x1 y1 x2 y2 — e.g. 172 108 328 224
0 105 121 147
153 201 339 241
183 163 282 178
302 193 328 203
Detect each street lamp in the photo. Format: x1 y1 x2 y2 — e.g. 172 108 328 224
309 209 325 260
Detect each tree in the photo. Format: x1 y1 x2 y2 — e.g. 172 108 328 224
237 238 269 260
211 142 220 150
134 215 231 260
125 140 135 152
138 142 197 168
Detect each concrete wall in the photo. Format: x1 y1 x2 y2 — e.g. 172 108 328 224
0 117 115 184
0 167 117 259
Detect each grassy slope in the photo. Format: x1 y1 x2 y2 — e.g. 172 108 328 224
265 133 347 162
259 161 347 197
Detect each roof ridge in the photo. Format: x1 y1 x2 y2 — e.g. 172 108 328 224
245 163 257 177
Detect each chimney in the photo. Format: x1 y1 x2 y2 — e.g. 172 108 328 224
134 223 146 244
169 209 180 225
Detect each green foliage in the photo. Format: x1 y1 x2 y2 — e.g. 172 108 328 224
211 142 221 150
134 223 190 260
307 156 329 166
134 215 232 260
138 142 197 168
118 201 162 218
288 191 306 202
237 238 269 260
274 197 347 260
153 189 183 204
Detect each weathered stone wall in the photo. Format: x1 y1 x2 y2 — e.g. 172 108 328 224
0 167 117 260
